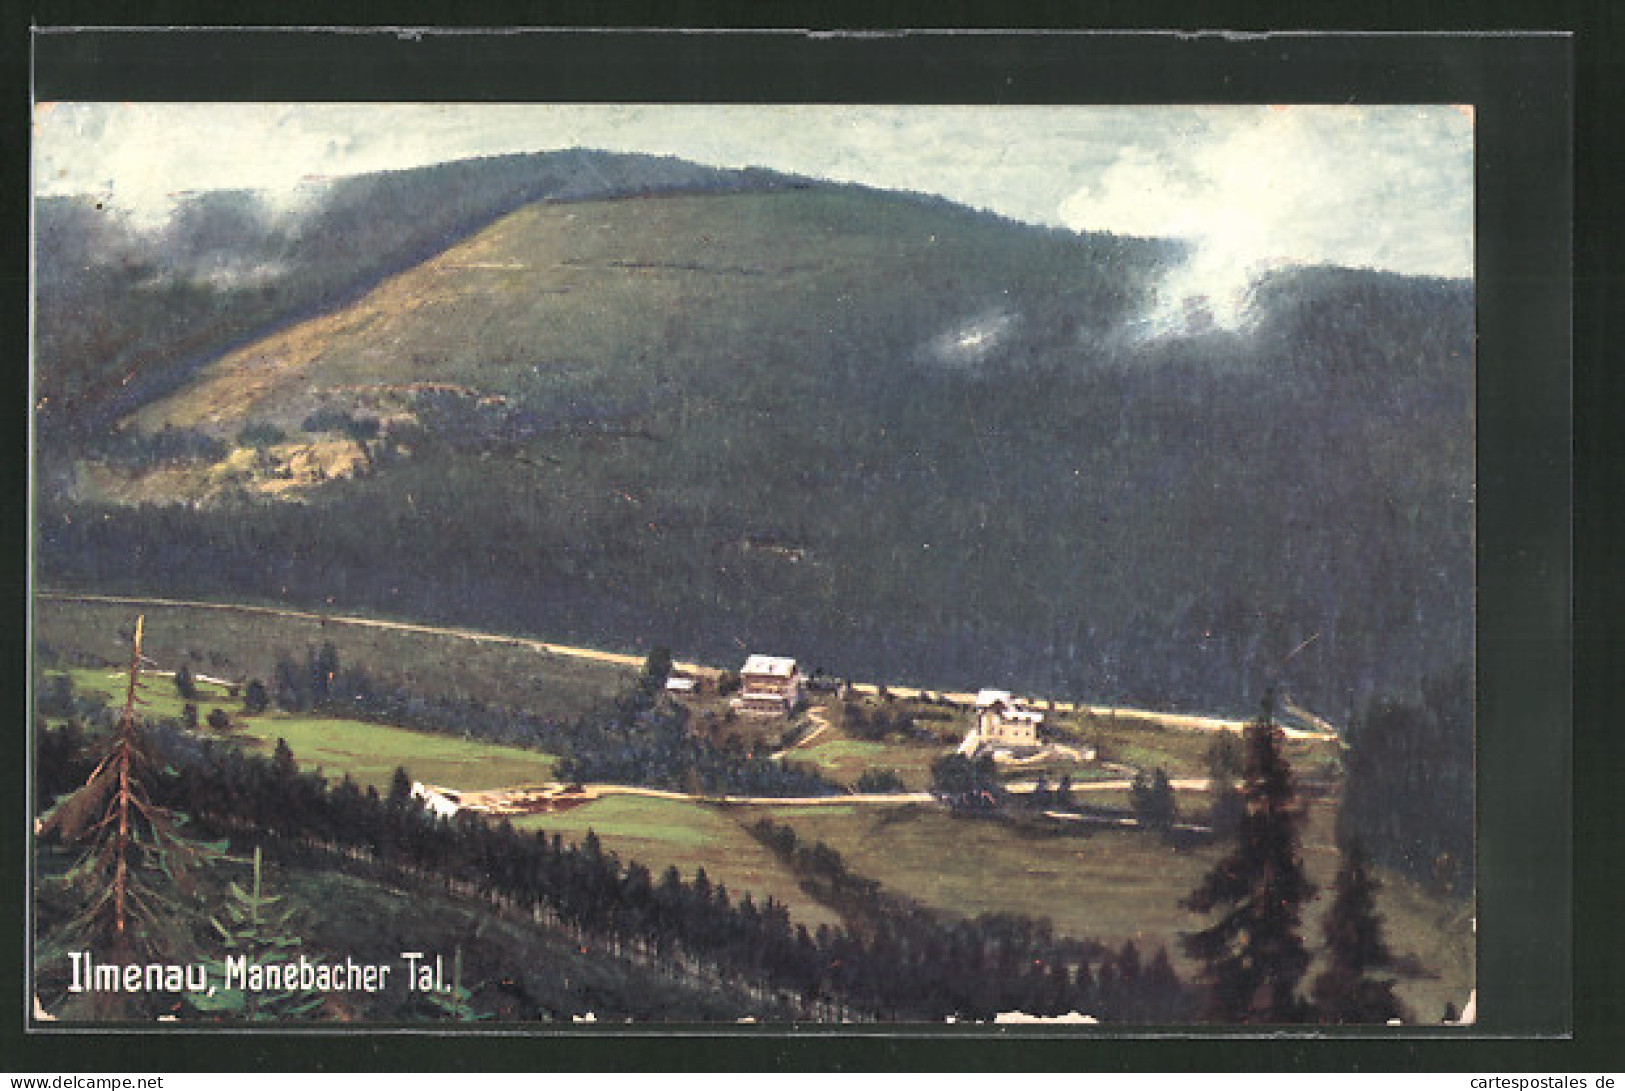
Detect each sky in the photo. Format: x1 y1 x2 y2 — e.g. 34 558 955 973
33 103 1473 328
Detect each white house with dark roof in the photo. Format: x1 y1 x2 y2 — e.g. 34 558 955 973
962 689 1046 752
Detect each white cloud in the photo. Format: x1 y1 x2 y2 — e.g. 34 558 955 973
32 103 1471 298
1057 106 1472 330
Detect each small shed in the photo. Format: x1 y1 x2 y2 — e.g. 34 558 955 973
411 781 464 819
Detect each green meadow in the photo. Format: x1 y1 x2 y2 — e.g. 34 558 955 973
47 668 556 794
514 795 842 931
233 714 557 793
760 798 1472 1021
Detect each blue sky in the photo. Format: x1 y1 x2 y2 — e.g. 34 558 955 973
34 103 1473 326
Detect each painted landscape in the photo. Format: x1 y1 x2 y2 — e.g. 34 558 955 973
30 105 1474 1026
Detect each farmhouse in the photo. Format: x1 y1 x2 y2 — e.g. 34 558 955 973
961 689 1046 753
734 654 803 714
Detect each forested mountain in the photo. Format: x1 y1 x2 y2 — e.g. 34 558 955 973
34 152 1473 724
35 150 795 437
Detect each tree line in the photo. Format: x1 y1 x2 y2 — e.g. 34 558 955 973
1337 663 1473 892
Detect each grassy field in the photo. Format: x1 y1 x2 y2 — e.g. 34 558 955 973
761 798 1472 1022
1054 708 1340 781
513 795 842 932
1056 710 1230 779
766 801 1213 943
782 692 1317 794
36 597 634 723
49 667 557 793
233 714 558 793
784 737 944 791
54 665 240 725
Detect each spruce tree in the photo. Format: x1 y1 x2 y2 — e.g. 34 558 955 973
310 641 340 706
1205 731 1246 836
1182 689 1316 1023
1132 767 1177 832
37 616 221 1018
174 662 197 700
1312 841 1408 1023
193 845 326 1021
639 646 674 695
243 679 270 715
416 945 488 1022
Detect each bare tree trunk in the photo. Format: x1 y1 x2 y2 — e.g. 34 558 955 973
112 615 145 938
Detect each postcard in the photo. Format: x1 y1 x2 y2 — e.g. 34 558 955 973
30 97 1480 1029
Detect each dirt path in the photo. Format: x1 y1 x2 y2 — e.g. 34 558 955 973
1005 777 1214 795
580 783 934 807
840 686 1334 739
38 590 718 678
1041 810 1213 834
768 707 830 760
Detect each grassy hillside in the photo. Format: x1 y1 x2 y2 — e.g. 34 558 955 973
37 173 1472 728
34 150 789 437
513 796 845 933
119 186 1162 437
762 799 1473 1022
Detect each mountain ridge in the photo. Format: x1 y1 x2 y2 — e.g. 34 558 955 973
36 149 811 435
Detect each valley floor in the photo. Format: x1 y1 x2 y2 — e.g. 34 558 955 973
33 591 1469 1024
